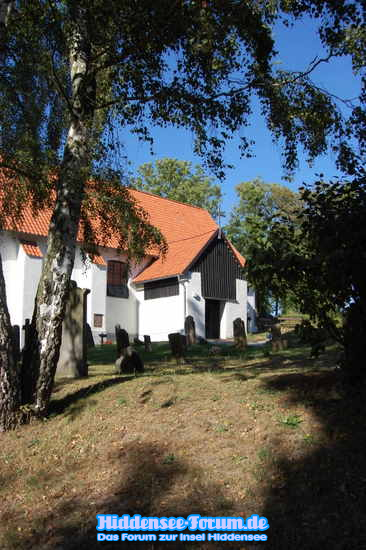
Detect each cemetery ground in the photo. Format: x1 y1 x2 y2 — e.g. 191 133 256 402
1 335 365 549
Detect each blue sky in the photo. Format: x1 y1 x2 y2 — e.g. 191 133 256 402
120 16 362 218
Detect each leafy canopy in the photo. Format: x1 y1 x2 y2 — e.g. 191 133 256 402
225 177 302 313
130 158 223 218
2 1 365 178
0 1 364 260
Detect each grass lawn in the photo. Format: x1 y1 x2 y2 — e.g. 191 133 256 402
1 337 365 549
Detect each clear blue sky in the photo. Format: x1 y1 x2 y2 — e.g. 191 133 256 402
119 16 362 218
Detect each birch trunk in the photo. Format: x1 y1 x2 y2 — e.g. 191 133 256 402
22 8 95 415
0 259 21 430
0 0 21 431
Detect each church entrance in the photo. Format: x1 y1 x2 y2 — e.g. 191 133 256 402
205 299 221 339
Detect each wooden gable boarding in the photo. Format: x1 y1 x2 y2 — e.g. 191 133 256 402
191 236 244 301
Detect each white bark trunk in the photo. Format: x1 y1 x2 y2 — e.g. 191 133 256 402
23 7 95 415
0 0 21 431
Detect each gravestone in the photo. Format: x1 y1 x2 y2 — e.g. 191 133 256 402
22 318 32 351
85 323 95 348
12 325 20 364
115 325 129 358
233 317 247 349
271 323 284 352
168 332 187 363
115 346 144 374
185 315 196 346
57 282 90 377
144 335 152 352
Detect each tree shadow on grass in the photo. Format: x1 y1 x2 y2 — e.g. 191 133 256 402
7 441 246 550
49 376 134 417
260 370 366 549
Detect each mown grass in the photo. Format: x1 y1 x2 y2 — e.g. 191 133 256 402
1 336 365 550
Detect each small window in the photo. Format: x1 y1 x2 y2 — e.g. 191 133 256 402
144 277 179 300
94 314 103 328
107 261 129 298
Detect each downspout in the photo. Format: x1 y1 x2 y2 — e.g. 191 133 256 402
179 275 188 330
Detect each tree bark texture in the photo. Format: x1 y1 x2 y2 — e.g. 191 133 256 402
0 258 21 431
0 0 22 431
22 8 95 416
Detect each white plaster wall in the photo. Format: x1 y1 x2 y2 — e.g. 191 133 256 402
0 233 146 346
247 286 257 332
106 291 138 340
1 233 44 346
101 249 140 342
90 263 107 343
186 271 206 338
22 253 42 325
221 279 247 338
1 233 24 328
136 282 184 342
71 249 92 290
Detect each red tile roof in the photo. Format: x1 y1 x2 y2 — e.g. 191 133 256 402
2 184 245 281
130 190 245 283
21 241 43 258
90 254 106 266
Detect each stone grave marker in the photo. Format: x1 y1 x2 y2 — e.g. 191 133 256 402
57 282 90 377
115 346 144 374
185 315 196 346
144 335 152 352
168 332 187 363
115 325 129 358
271 323 285 352
233 317 247 349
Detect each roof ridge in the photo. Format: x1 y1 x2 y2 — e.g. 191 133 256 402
167 228 217 245
129 187 216 214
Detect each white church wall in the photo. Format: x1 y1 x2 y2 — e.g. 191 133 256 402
136 281 185 342
186 271 205 338
220 279 247 338
247 286 257 333
102 249 143 342
1 233 25 329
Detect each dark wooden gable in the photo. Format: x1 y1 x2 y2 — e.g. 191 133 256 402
191 235 244 300
144 277 179 300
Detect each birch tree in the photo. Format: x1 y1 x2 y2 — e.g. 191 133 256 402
0 0 22 430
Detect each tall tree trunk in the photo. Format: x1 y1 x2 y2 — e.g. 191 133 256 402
0 258 21 431
0 0 21 432
22 7 95 416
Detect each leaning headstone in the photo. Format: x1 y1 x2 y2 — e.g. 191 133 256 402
168 333 187 363
22 318 32 352
115 325 129 357
57 282 90 377
271 323 283 352
115 346 144 374
144 335 152 352
185 315 196 346
11 325 20 364
85 323 95 348
233 317 247 349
